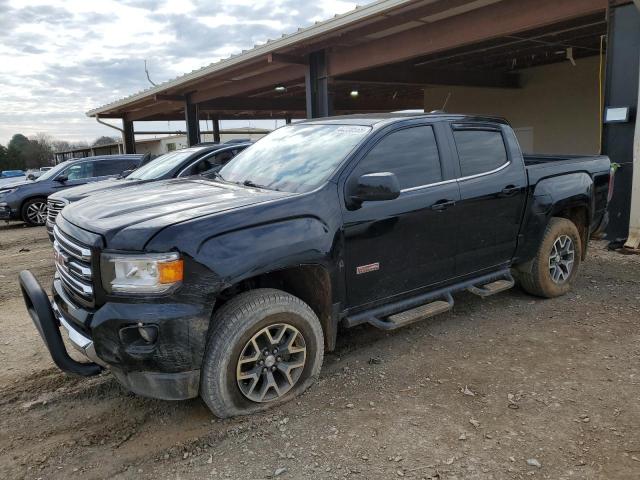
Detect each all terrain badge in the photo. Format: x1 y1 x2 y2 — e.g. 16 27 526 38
356 262 380 274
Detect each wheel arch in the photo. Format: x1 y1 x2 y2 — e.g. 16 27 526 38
214 264 337 351
551 206 589 260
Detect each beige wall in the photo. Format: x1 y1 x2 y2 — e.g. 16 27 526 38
424 56 602 154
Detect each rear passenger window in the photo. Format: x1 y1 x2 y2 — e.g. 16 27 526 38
94 160 133 177
354 126 441 189
453 129 508 177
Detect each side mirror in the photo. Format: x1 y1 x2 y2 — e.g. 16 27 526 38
120 169 134 178
349 172 400 208
27 174 35 180
55 175 68 183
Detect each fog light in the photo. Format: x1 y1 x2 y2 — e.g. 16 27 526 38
137 323 158 343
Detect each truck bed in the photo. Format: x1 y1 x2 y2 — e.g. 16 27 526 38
523 153 611 185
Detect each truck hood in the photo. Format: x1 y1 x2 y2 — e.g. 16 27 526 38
49 178 143 203
61 177 290 250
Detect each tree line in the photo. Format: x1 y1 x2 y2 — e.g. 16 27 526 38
0 134 119 172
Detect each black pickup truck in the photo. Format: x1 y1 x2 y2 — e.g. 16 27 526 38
20 113 612 418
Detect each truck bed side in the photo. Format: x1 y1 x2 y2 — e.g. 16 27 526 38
513 154 611 265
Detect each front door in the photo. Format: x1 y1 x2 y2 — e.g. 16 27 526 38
342 123 460 309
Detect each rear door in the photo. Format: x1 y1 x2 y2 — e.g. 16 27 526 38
342 122 460 309
94 159 138 180
450 123 527 275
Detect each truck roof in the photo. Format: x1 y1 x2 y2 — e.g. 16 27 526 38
300 112 510 128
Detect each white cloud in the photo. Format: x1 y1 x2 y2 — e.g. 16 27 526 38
0 0 372 145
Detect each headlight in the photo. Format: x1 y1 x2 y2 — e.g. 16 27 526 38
0 188 16 199
101 252 183 294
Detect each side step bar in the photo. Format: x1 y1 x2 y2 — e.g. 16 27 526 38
344 269 513 331
467 276 515 298
372 293 453 330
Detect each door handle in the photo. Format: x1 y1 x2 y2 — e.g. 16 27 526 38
500 185 520 196
431 200 456 211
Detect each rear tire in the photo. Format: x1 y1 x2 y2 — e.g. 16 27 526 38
200 288 324 418
515 217 582 298
21 197 48 226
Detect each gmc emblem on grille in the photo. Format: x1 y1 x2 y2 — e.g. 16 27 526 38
356 262 380 275
53 248 69 273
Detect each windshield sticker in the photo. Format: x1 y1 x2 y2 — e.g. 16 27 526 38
334 126 370 135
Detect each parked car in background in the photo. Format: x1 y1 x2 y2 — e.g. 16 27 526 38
26 166 54 180
1 169 25 178
0 154 147 226
0 173 26 187
45 143 250 239
19 113 612 417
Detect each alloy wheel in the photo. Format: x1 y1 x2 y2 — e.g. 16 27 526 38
548 235 575 284
236 323 306 403
26 201 47 225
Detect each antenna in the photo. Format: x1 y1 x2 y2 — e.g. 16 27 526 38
442 92 452 111
144 60 157 86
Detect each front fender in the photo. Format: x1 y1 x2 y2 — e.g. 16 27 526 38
197 215 335 285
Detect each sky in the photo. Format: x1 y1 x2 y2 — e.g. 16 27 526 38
0 0 374 145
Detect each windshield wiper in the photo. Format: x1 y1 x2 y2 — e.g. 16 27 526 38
242 179 279 191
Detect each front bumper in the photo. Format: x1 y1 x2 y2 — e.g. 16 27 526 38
0 204 18 220
46 220 55 241
19 270 208 400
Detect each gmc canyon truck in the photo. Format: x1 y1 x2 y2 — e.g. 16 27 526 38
20 113 612 418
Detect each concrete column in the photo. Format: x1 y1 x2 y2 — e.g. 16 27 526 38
624 56 640 249
184 94 201 146
305 50 333 119
122 119 136 154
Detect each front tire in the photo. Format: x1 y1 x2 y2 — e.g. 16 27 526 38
515 217 582 298
200 289 324 418
21 197 48 226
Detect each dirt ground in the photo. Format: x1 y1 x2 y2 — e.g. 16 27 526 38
1 221 639 480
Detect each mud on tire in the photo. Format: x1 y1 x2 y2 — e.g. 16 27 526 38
515 217 582 298
200 288 324 418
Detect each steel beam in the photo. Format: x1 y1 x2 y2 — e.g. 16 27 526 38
184 93 200 146
336 67 520 89
122 119 136 154
213 117 221 143
328 0 607 76
305 50 333 118
199 97 306 111
191 65 306 103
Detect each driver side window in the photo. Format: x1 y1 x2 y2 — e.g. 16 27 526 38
64 162 94 180
352 125 442 190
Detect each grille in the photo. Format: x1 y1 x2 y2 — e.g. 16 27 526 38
53 225 94 306
47 199 66 224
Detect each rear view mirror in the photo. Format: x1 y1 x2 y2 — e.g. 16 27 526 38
349 172 400 208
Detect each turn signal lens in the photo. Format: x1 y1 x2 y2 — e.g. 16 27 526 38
158 259 183 284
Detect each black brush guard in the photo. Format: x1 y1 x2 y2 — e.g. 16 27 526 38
19 270 101 377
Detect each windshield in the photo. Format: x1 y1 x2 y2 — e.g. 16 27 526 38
36 161 71 182
218 124 371 193
128 148 204 180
